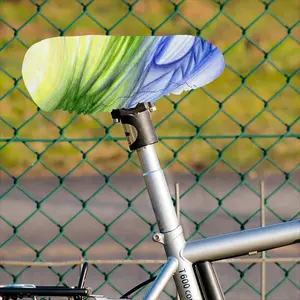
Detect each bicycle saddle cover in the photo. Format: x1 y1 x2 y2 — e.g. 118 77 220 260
22 35 225 114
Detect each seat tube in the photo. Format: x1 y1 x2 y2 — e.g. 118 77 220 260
137 145 203 300
137 144 179 232
111 103 203 300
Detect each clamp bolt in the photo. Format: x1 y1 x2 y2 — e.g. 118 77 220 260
152 232 164 244
149 104 156 112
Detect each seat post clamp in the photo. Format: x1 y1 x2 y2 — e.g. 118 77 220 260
111 102 158 151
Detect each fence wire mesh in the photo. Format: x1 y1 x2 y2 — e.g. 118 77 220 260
0 0 299 299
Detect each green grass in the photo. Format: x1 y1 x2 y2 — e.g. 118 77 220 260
0 0 299 178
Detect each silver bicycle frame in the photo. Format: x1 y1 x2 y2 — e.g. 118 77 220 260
2 104 297 300
112 104 300 300
137 144 300 300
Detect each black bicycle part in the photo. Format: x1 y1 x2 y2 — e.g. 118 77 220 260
75 262 89 300
193 261 226 300
78 262 89 288
0 287 90 298
0 263 91 299
111 102 158 151
120 275 157 299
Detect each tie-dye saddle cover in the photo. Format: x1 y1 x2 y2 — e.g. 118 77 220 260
22 35 225 114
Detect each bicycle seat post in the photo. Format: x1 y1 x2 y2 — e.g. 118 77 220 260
111 102 180 232
111 103 204 300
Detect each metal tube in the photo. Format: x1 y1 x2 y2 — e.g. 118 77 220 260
175 183 180 300
193 262 225 300
260 181 266 300
137 145 203 299
175 182 180 223
183 220 300 263
137 145 179 233
2 257 299 267
164 226 204 299
143 257 178 300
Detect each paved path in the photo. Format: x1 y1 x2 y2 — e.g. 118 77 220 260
0 172 299 299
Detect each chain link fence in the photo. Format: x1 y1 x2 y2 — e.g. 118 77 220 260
0 0 299 299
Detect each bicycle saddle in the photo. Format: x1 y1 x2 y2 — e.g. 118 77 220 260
22 35 225 114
